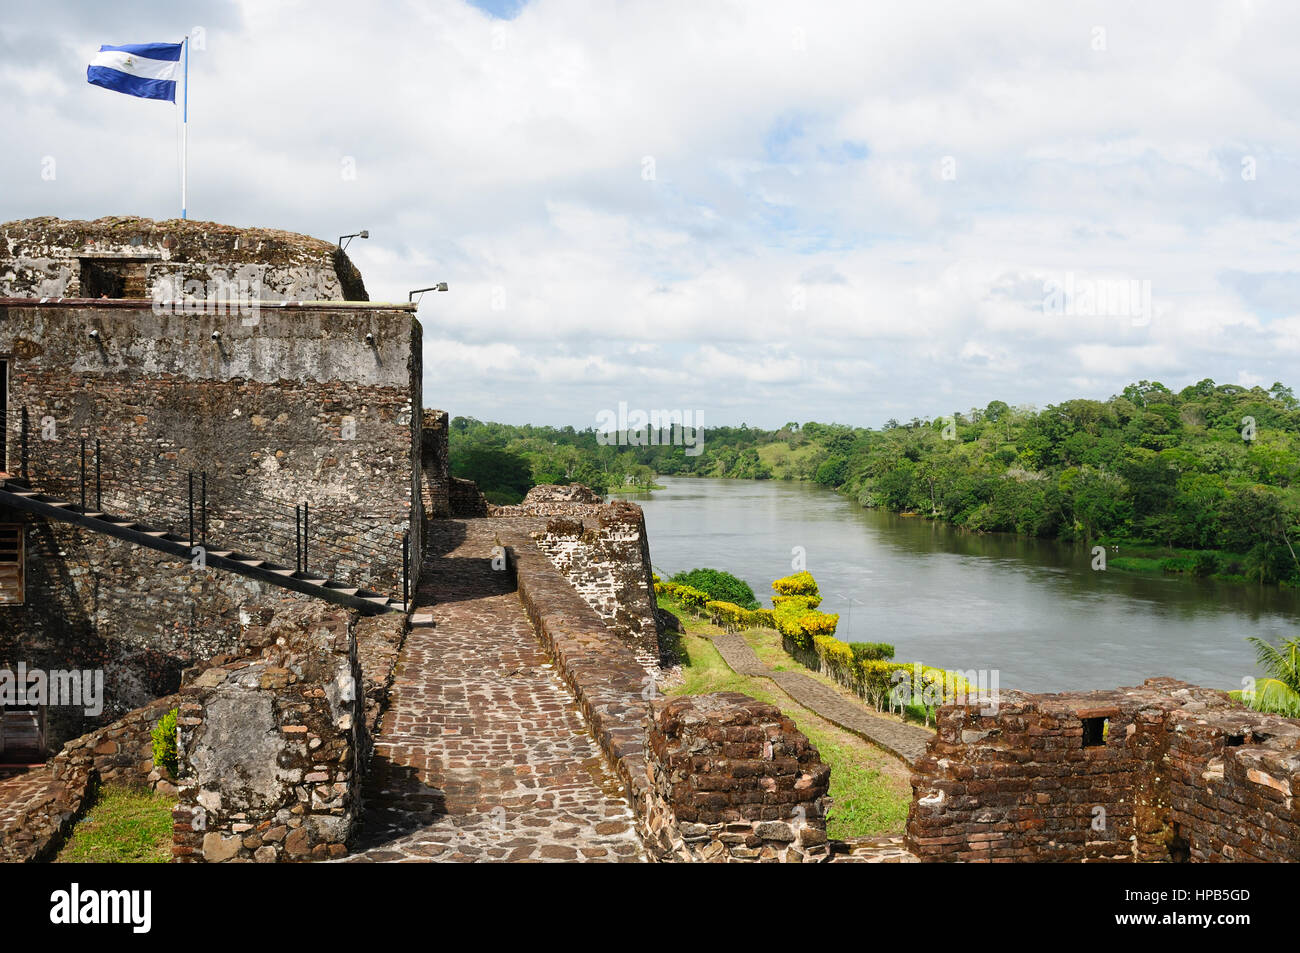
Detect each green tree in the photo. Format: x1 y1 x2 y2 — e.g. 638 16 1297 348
669 568 760 609
451 446 534 504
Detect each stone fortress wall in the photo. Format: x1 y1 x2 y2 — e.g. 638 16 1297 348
0 218 420 746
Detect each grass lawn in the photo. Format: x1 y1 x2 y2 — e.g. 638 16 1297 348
662 603 911 839
756 441 822 480
56 784 176 863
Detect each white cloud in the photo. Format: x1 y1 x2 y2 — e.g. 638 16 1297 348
3 0 1299 426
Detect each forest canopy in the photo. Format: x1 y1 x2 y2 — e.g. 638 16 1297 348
448 379 1300 584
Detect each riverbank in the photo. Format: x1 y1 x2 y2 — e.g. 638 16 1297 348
638 472 1297 593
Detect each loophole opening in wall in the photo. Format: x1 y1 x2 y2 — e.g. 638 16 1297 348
1167 822 1191 863
78 258 149 299
1082 717 1108 747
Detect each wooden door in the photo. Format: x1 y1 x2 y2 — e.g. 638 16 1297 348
0 524 21 604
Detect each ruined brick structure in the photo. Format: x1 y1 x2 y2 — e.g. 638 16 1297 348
419 412 663 666
907 677 1300 862
0 694 178 862
508 538 829 862
644 693 831 862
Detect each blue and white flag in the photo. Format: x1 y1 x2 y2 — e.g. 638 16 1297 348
87 42 183 102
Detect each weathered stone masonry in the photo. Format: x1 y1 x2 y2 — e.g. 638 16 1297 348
906 678 1300 862
0 294 422 746
0 216 368 301
172 599 405 863
494 484 662 665
645 693 831 862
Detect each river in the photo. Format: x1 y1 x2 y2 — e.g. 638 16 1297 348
625 476 1300 693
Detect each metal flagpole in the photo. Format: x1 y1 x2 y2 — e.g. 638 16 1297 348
181 35 188 220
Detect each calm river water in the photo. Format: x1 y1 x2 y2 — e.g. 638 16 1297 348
625 477 1300 693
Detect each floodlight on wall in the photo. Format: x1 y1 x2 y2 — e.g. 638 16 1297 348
364 332 375 346
211 330 222 341
87 328 100 340
408 283 449 303
338 230 369 251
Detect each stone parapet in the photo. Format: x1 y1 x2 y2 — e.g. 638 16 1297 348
643 693 831 863
906 677 1300 862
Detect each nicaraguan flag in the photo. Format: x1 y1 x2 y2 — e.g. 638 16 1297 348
87 42 183 102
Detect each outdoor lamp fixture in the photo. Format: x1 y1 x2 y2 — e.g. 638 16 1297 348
338 230 369 251
364 332 375 346
408 283 449 303
87 328 100 340
211 330 222 341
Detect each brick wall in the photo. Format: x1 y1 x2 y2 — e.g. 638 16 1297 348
530 504 661 666
643 693 831 862
507 536 828 863
906 677 1300 862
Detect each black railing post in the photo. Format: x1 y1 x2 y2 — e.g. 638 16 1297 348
79 437 86 512
403 530 409 607
95 439 101 511
20 407 28 481
303 501 309 574
188 472 195 546
295 505 302 572
200 471 207 547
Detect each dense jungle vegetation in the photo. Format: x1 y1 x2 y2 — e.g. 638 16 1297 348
449 379 1300 585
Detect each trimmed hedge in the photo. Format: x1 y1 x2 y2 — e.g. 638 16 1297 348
848 642 894 663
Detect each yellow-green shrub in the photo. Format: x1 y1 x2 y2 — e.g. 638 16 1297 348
772 593 823 610
772 571 820 597
813 635 855 683
705 600 747 631
800 612 839 638
674 585 710 615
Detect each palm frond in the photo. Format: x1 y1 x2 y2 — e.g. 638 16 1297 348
1245 678 1300 718
1248 636 1300 696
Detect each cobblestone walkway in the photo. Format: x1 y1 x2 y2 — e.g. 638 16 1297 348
346 522 646 862
0 766 60 862
711 632 934 765
832 834 920 863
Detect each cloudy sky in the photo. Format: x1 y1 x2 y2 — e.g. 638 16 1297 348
3 0 1299 428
